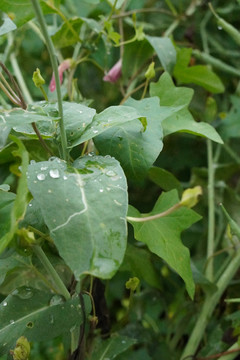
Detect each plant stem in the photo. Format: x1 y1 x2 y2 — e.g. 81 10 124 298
205 139 215 281
127 203 181 223
10 53 33 104
217 343 240 360
33 245 70 300
31 0 68 161
181 247 240 359
164 18 180 37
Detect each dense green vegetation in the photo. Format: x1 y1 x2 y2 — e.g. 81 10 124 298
0 1 240 359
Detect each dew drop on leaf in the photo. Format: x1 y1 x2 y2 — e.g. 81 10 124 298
9 320 15 324
49 169 60 178
16 287 33 299
106 170 116 177
3 301 7 306
37 173 45 181
49 294 65 306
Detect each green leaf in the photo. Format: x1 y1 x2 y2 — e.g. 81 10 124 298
150 72 223 144
145 35 176 73
27 156 128 279
52 18 83 48
0 0 59 28
173 48 225 93
120 244 161 289
148 166 183 195
219 96 240 140
94 97 182 181
70 105 144 148
0 288 90 355
0 252 32 288
128 190 202 299
0 137 29 254
122 40 153 81
0 191 16 239
0 13 17 35
89 334 137 360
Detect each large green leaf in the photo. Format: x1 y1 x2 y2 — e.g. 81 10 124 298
89 334 137 360
27 156 128 279
70 105 144 147
145 35 176 73
0 0 59 27
150 72 223 144
0 137 29 254
120 244 161 289
52 18 83 48
173 48 225 93
122 40 153 81
94 97 182 181
128 190 202 299
218 96 240 140
0 287 90 355
0 191 16 239
0 13 17 35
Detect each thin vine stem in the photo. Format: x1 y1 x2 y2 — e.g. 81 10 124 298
31 0 68 161
33 245 71 300
205 139 215 281
127 203 181 223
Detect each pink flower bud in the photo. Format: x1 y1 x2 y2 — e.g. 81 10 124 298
49 59 72 92
103 59 122 83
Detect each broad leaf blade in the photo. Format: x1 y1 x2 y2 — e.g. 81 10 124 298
150 72 223 144
145 35 176 73
0 288 90 355
128 190 202 299
0 137 29 254
71 105 144 147
27 156 128 279
90 334 137 360
94 97 182 181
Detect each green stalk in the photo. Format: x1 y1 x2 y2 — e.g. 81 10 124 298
192 50 240 77
33 245 70 300
30 0 68 161
181 247 240 359
205 139 215 281
218 342 240 360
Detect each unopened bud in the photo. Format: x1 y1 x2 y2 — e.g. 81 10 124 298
145 62 155 80
180 186 202 208
10 336 30 360
32 68 45 88
125 277 140 292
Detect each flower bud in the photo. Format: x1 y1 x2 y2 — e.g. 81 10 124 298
145 62 155 80
180 186 202 208
125 277 140 292
10 336 30 360
32 68 45 88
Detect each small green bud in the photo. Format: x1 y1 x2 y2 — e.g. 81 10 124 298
10 336 30 360
180 186 202 208
32 68 45 88
125 277 140 292
145 62 155 80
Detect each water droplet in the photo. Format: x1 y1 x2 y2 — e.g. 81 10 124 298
106 170 116 177
93 130 99 134
218 25 222 30
63 175 68 180
106 187 111 191
40 166 48 171
48 189 52 193
37 173 45 181
3 301 7 306
9 320 15 324
50 294 65 306
30 160 36 165
49 315 54 324
122 340 126 344
28 203 33 207
79 110 83 114
16 287 33 299
49 169 60 178
99 189 104 193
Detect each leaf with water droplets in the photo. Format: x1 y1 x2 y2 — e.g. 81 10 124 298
89 334 137 360
27 156 128 279
0 287 91 356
